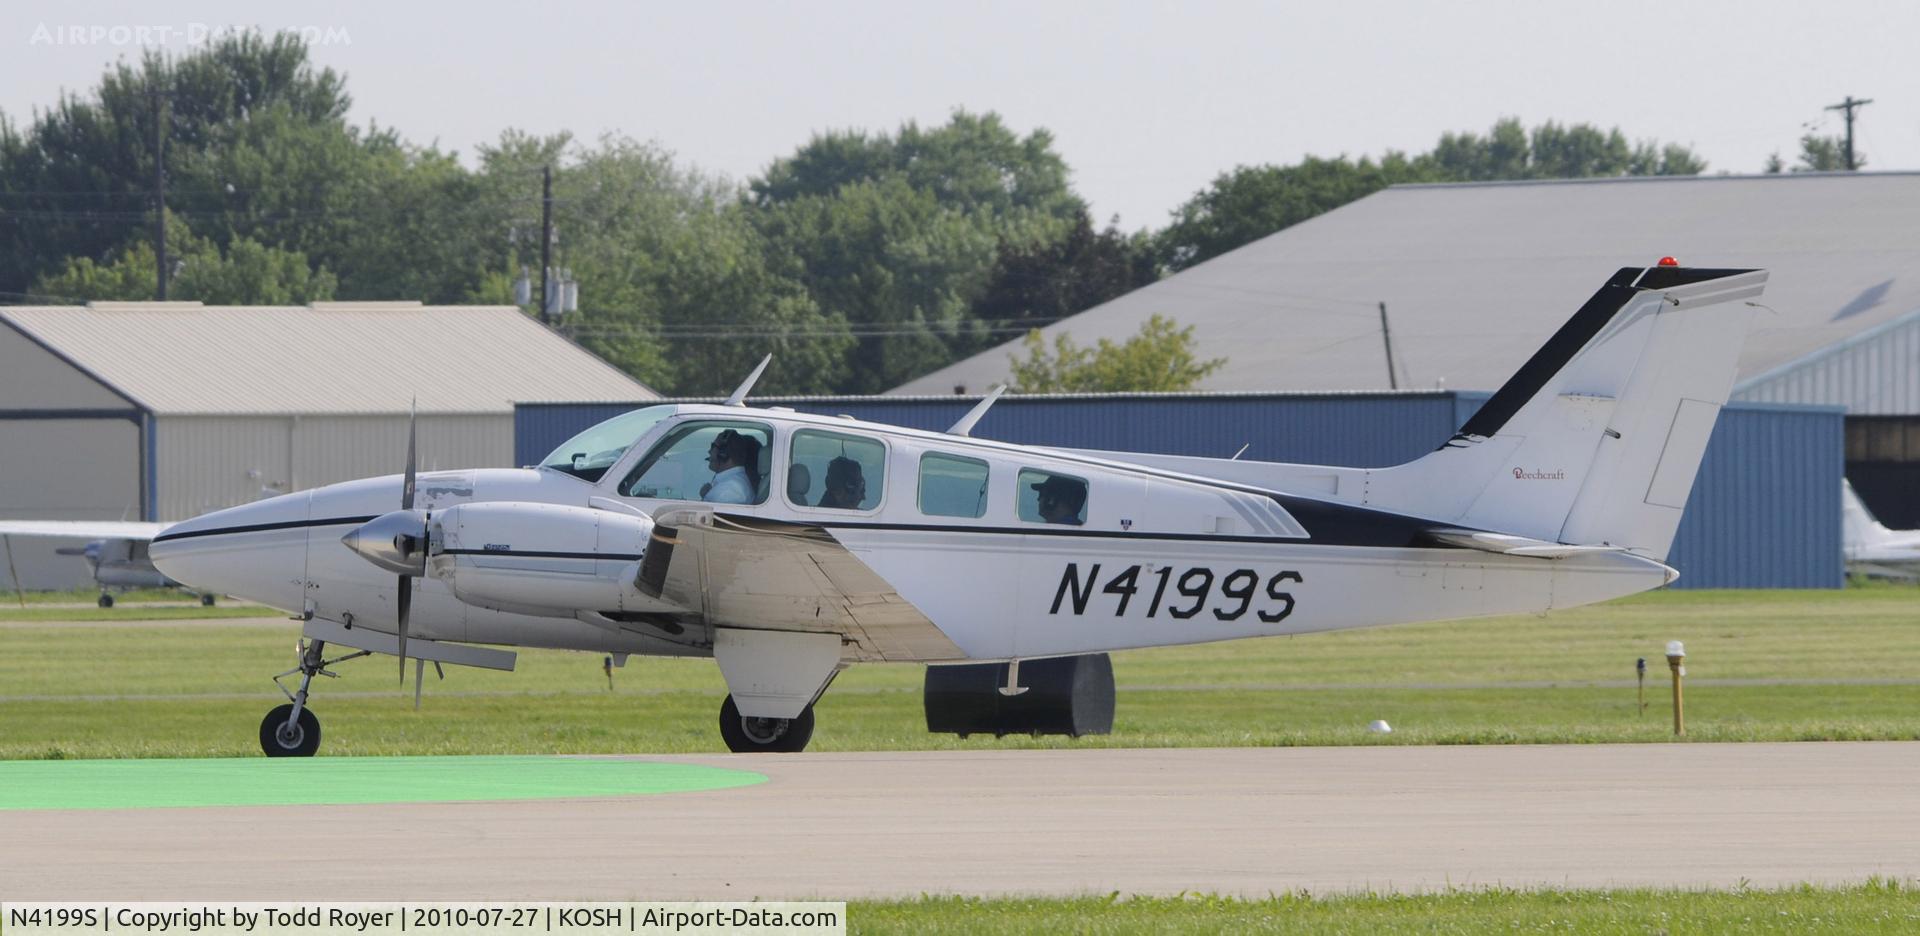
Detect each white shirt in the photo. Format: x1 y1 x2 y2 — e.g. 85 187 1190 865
703 465 755 504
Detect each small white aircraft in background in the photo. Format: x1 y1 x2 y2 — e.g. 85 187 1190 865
0 520 217 606
152 263 1766 756
1842 480 1920 579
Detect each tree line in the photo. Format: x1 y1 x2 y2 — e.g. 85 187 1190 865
5 32 1830 396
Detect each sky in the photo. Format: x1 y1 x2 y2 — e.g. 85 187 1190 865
4 1 1915 231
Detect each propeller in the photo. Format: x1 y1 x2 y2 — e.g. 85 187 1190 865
337 402 428 689
396 400 418 685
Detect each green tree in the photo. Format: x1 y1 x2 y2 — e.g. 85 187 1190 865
748 110 1093 393
1154 153 1431 271
1156 118 1709 272
1007 314 1224 393
972 214 1158 330
471 132 851 394
34 217 336 304
1792 134 1856 171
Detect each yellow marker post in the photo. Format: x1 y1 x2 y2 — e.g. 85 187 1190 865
1666 640 1686 736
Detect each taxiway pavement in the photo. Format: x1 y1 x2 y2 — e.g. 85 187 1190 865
4 743 1914 898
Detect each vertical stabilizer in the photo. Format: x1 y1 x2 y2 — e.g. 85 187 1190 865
1367 266 1767 561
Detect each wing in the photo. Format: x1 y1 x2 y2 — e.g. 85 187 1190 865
638 507 962 663
0 520 166 541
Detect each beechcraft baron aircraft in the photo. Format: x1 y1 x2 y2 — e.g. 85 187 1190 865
152 263 1767 755
1842 479 1920 580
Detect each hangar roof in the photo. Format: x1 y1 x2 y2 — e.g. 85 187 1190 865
0 301 656 415
893 172 1920 400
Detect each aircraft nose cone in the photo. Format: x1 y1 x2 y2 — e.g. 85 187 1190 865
341 510 429 576
149 491 312 610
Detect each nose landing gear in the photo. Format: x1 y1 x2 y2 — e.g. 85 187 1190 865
262 638 370 757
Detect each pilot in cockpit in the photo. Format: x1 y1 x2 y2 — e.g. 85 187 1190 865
701 429 762 504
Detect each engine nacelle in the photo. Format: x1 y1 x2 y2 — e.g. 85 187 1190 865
426 501 680 615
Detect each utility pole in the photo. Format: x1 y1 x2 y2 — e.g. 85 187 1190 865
1378 301 1399 390
539 164 553 326
1824 96 1873 171
150 89 168 300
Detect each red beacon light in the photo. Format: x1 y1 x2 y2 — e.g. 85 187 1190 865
1657 256 1680 267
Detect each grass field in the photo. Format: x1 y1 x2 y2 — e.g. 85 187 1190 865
847 882 1920 934
2 587 1915 759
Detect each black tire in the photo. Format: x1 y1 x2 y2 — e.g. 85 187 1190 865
718 695 814 753
259 703 321 757
97 593 114 608
200 593 217 607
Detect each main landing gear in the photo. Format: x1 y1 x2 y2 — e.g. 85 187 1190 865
718 695 815 753
261 638 370 757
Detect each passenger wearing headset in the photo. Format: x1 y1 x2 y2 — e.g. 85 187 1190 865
701 429 762 504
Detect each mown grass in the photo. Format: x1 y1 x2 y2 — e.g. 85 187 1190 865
847 880 1920 934
1 588 1916 759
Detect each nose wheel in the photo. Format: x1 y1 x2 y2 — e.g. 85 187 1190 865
260 703 320 756
262 638 370 757
718 694 815 753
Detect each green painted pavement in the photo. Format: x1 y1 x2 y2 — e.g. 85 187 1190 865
0 756 766 810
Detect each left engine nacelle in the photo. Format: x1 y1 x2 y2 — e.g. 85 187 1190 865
427 501 676 615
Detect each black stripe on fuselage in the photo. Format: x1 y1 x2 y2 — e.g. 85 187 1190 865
151 515 379 544
737 508 1469 551
440 548 646 561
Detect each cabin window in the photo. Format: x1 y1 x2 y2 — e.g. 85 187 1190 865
618 420 773 504
1018 468 1088 525
918 452 989 518
788 429 886 511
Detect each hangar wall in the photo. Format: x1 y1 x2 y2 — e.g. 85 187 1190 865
0 325 149 589
517 393 1845 589
154 414 513 521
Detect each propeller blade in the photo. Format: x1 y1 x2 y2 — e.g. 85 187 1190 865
396 574 412 685
400 399 418 511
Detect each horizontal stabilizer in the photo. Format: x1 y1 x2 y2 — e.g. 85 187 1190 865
1424 528 1629 560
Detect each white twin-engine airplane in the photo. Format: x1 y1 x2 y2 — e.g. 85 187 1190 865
151 264 1767 756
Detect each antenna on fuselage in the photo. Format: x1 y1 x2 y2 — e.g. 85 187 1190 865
946 384 1006 437
1230 443 1251 460
724 355 772 407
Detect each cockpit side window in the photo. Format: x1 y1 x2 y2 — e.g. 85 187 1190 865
618 420 773 504
1017 468 1087 525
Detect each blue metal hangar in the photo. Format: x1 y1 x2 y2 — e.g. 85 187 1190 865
0 300 654 587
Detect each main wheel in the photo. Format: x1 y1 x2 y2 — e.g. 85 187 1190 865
200 593 217 607
97 593 114 608
718 695 814 753
259 703 321 757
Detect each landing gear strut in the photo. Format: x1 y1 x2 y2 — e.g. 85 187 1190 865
718 695 814 753
261 638 370 757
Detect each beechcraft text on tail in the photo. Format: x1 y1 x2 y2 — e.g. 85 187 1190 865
148 263 1768 755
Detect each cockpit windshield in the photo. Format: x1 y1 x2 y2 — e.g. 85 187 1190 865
539 406 675 482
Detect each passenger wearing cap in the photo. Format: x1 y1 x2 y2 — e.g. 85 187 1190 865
1032 475 1086 525
701 429 761 504
817 456 868 510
